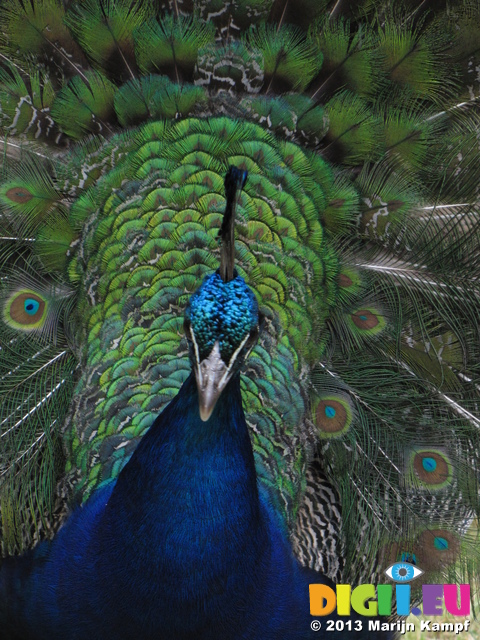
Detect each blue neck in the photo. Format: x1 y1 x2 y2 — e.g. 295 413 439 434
95 373 271 630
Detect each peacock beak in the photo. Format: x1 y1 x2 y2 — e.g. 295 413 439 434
194 341 231 422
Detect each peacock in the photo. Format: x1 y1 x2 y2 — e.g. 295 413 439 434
0 0 480 636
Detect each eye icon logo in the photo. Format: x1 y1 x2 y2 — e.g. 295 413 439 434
385 562 424 583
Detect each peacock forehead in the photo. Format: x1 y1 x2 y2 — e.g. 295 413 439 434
186 272 258 362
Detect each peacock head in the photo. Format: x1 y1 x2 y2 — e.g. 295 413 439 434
184 271 260 422
182 165 259 421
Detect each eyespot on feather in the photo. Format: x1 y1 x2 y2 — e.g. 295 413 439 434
417 530 460 571
337 267 361 291
380 529 460 575
312 393 353 438
0 273 72 342
338 273 353 288
408 450 452 489
351 309 379 329
347 306 386 336
5 187 34 203
4 290 48 330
